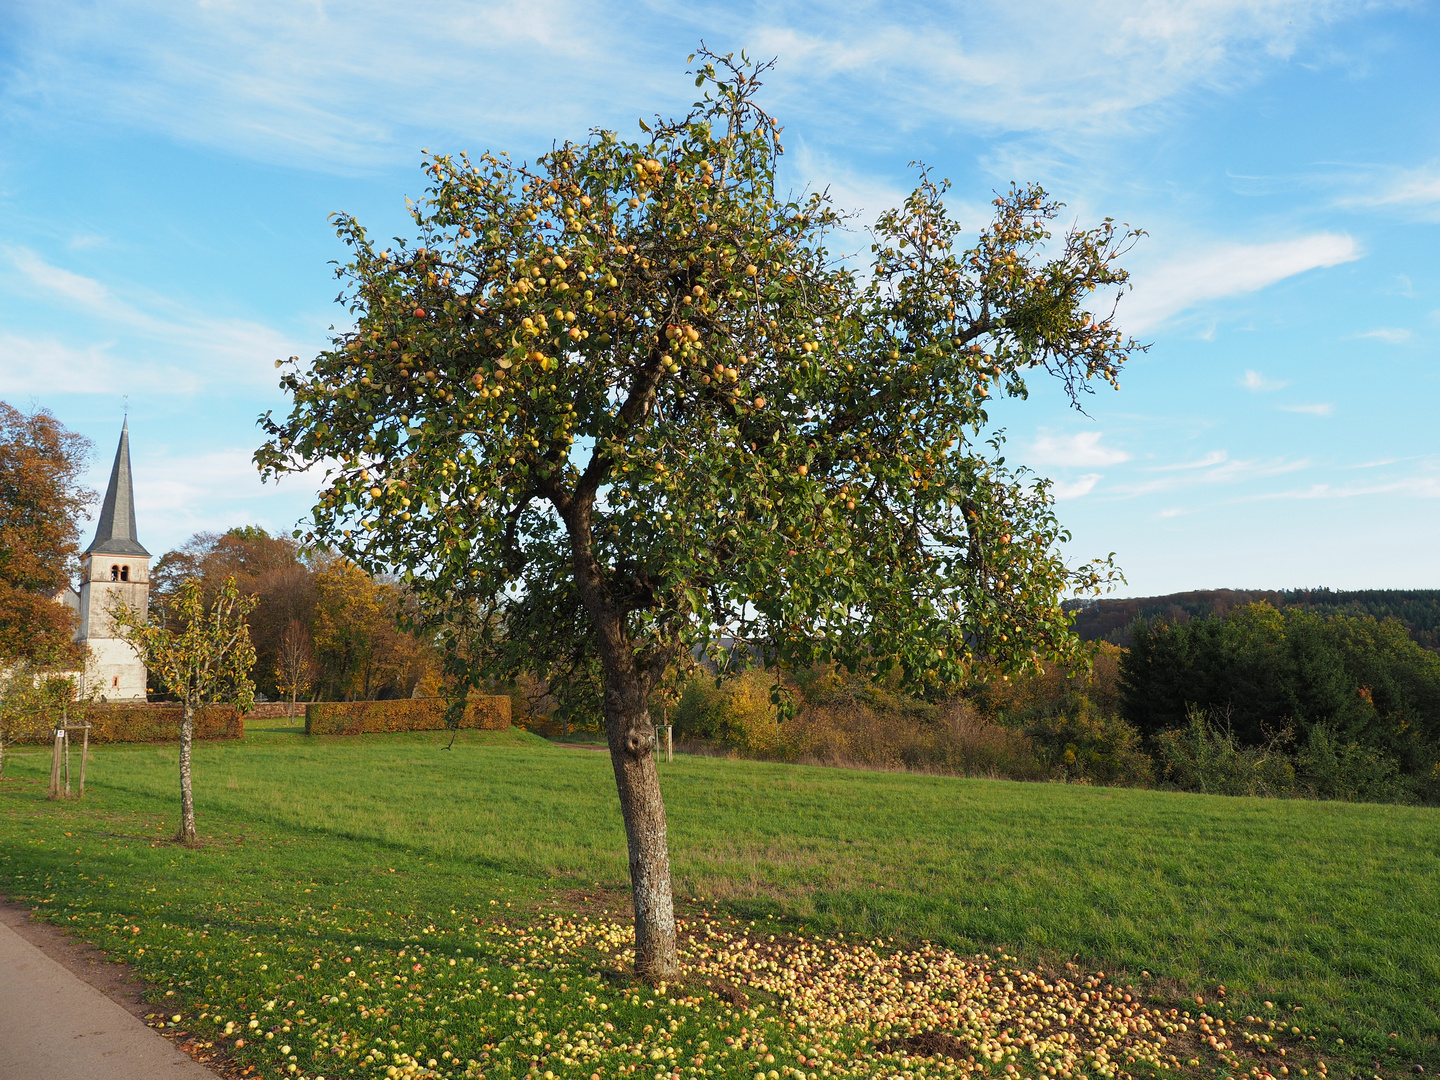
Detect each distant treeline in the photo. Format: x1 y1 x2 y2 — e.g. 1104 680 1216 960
1065 589 1440 652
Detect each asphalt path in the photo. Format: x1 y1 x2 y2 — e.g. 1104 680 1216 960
0 906 220 1080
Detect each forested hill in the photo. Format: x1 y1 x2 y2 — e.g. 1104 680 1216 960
1065 589 1440 651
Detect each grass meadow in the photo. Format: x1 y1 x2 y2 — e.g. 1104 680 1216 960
1 720 1436 1080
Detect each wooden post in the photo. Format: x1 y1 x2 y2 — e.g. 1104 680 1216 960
665 724 673 763
79 724 89 799
48 728 64 799
63 728 71 797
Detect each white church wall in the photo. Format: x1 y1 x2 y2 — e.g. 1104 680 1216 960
80 637 148 700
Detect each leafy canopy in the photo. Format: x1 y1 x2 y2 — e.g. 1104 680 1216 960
0 402 93 667
110 577 258 714
258 51 1142 710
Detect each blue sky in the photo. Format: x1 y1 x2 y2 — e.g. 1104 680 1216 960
1 0 1436 595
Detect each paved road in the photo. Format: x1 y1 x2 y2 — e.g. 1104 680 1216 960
0 917 219 1080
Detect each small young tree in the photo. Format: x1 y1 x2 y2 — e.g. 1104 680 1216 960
258 51 1141 978
274 617 316 717
110 577 257 843
0 661 86 780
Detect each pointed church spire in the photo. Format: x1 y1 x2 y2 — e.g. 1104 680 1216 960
84 419 149 557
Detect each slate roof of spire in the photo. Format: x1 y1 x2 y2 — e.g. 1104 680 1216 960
84 420 149 557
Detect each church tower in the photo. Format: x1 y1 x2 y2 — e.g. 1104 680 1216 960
76 420 150 701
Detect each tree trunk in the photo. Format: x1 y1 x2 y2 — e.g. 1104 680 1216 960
563 470 680 983
177 698 197 844
602 656 680 983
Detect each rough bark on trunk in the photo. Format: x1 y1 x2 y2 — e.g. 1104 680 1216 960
602 660 680 982
559 403 680 982
177 698 197 844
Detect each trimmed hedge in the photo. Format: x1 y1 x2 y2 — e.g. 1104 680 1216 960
305 697 511 736
6 703 243 745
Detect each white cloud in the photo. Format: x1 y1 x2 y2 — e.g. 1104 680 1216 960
1353 327 1412 345
0 0 1392 172
1051 473 1102 499
77 443 319 556
1 248 301 395
1107 455 1308 497
0 334 200 397
4 0 666 172
1334 162 1440 219
1122 233 1361 331
1240 369 1287 392
751 0 1383 142
1280 403 1335 416
1027 430 1131 467
1149 450 1228 471
1267 476 1440 500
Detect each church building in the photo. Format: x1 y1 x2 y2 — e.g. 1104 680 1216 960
60 421 151 700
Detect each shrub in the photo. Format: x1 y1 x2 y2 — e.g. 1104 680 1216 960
1153 707 1295 798
4 703 244 744
1294 724 1411 804
782 699 1048 779
1024 698 1154 786
304 696 510 736
968 642 1125 726
675 666 1048 779
673 669 779 752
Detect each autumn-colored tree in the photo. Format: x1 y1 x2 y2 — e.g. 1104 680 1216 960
312 557 435 700
258 52 1140 978
274 618 317 717
152 527 315 700
110 577 257 843
0 402 93 667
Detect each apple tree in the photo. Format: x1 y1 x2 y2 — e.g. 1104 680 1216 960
111 577 257 844
256 50 1142 980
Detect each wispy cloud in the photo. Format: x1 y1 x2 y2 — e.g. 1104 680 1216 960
1107 455 1309 497
1240 369 1288 392
1051 473 1102 500
0 334 200 397
1122 233 1361 331
1 0 1392 172
1280 403 1335 416
1266 476 1440 500
1 248 300 395
1027 430 1131 467
80 443 315 552
1333 161 1440 220
1149 450 1229 471
1353 327 1412 345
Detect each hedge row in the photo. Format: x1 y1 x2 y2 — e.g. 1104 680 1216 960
7 704 243 744
305 697 511 736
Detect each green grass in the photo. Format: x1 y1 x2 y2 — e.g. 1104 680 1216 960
1 721 1436 1080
